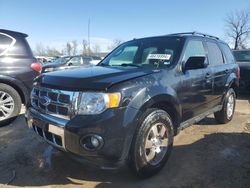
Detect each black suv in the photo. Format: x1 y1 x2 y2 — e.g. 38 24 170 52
26 32 239 177
233 49 250 92
0 29 41 124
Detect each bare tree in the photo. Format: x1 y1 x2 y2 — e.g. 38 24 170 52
71 40 78 55
35 43 46 56
66 42 72 56
92 44 101 53
46 47 62 57
108 39 122 50
82 39 88 55
225 10 250 50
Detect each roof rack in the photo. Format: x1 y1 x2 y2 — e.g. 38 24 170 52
168 32 219 40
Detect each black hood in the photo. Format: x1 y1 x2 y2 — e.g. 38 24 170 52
37 66 156 91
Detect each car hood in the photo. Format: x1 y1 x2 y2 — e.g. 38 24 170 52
37 66 156 91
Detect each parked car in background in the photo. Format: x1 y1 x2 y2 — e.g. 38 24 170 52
42 55 100 73
26 32 239 177
233 49 250 92
0 29 41 125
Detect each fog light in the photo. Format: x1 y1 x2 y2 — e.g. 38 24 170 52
80 134 104 151
91 136 99 148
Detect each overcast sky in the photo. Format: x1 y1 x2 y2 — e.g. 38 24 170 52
0 0 249 52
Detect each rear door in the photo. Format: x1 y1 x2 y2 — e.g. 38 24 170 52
205 40 228 105
180 39 213 121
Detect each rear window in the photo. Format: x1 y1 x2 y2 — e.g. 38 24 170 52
219 43 235 64
233 50 250 62
207 42 224 66
0 33 16 55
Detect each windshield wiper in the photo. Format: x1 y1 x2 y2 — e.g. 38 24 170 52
119 63 142 67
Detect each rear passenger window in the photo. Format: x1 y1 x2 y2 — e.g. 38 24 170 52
219 43 235 64
183 40 206 62
0 33 15 55
207 42 224 65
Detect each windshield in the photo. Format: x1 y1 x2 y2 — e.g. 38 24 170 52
100 37 182 68
53 57 71 64
233 50 250 62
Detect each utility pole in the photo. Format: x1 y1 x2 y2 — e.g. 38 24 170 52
88 18 90 55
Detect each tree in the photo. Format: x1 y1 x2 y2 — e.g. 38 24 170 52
82 39 88 55
225 10 250 50
71 40 78 55
66 42 73 56
82 39 92 55
92 44 101 53
46 47 62 56
35 43 46 56
108 39 122 50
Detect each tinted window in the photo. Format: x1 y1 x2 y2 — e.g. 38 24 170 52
207 42 224 65
0 33 15 55
219 43 235 64
67 57 82 65
183 40 206 62
233 50 250 62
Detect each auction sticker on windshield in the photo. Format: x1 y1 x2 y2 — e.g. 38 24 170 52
147 54 171 60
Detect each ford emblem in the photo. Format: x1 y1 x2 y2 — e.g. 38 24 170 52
39 96 51 106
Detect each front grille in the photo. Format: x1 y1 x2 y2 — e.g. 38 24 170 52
33 125 63 148
31 87 78 119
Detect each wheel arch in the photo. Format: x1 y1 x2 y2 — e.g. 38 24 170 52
137 94 182 135
0 77 28 104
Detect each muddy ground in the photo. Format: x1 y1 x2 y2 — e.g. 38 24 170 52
0 96 250 188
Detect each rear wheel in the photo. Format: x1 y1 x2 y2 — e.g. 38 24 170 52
0 84 21 126
214 88 236 124
128 108 174 178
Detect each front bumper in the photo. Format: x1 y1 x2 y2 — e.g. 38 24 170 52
26 106 139 167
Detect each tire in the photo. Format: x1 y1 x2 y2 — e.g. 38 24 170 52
0 83 22 126
214 88 236 124
128 108 174 178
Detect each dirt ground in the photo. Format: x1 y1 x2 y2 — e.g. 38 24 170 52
0 96 250 188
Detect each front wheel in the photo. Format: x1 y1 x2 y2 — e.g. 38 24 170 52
214 88 236 124
128 109 174 178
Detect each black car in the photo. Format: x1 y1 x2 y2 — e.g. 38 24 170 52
26 32 239 177
42 55 101 73
233 49 250 92
0 29 41 124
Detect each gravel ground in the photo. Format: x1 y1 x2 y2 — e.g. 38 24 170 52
0 97 250 188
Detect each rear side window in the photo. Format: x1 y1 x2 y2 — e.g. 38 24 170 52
207 42 224 66
0 33 16 55
6 38 32 56
67 56 82 65
182 40 206 62
219 43 235 64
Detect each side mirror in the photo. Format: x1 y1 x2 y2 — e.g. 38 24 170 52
184 56 207 71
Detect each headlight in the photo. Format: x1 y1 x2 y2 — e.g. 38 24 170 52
77 92 121 115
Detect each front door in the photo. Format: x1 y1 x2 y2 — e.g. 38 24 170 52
180 39 213 121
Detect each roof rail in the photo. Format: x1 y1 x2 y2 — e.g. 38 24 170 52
168 32 219 40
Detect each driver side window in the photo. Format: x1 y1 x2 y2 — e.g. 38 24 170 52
183 40 206 63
